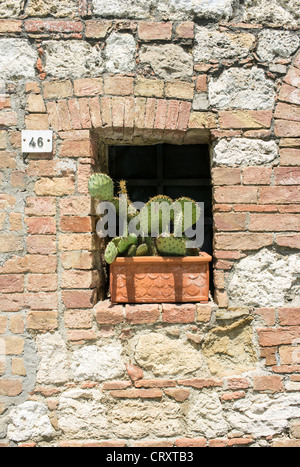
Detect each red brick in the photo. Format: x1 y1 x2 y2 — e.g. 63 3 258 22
260 347 277 366
0 151 16 169
102 381 132 390
162 304 195 323
0 20 22 33
214 213 246 231
26 292 58 311
249 214 300 231
274 167 300 185
195 75 207 92
25 217 56 235
215 233 273 251
59 196 91 216
275 120 300 138
126 364 143 382
278 308 300 326
57 100 72 131
27 255 57 274
27 274 57 292
94 300 124 325
275 102 300 122
104 76 134 96
27 235 56 255
276 234 300 249
26 311 58 330
74 78 103 97
280 148 300 166
164 388 190 402
279 83 300 105
62 289 97 309
242 167 272 185
253 375 283 393
0 112 18 127
166 100 180 131
25 20 83 34
175 438 206 447
272 439 300 448
212 168 241 186
60 139 94 158
85 20 112 39
100 96 112 128
175 22 194 38
60 251 94 270
177 101 192 132
111 96 125 130
135 379 176 388
60 216 92 233
89 97 102 128
220 391 246 402
226 378 249 390
259 186 300 204
62 270 99 289
178 378 222 389
284 66 300 88
0 275 24 293
219 110 273 129
0 379 22 397
209 439 228 447
125 304 160 324
43 80 73 100
154 99 168 130
67 99 82 129
255 308 276 326
78 98 92 129
214 186 258 204
294 52 300 69
110 389 162 399
46 102 61 131
227 438 253 447
65 310 93 329
258 327 300 347
138 22 172 41
67 330 97 341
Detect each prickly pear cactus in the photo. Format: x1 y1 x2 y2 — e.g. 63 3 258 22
118 234 138 254
136 244 149 256
139 195 173 235
127 245 137 257
156 234 186 257
173 197 201 235
104 241 119 264
88 173 114 201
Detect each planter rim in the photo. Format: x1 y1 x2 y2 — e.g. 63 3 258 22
112 252 212 264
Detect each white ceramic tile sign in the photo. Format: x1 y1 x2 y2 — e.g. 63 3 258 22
21 130 53 153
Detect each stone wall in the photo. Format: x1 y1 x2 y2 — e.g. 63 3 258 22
0 0 299 448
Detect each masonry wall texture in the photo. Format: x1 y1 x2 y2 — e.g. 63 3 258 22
0 0 299 448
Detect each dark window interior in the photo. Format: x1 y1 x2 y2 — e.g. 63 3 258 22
109 144 213 292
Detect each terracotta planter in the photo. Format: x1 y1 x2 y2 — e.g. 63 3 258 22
110 253 212 304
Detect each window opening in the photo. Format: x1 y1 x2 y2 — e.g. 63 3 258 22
108 143 213 293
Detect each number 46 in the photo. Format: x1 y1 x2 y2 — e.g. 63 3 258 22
29 137 44 148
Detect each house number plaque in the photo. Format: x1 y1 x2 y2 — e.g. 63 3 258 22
22 130 53 153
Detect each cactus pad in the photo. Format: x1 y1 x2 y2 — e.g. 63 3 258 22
173 197 201 235
139 195 173 235
104 241 118 264
127 245 137 257
118 234 138 254
88 173 114 201
156 234 186 257
136 244 149 256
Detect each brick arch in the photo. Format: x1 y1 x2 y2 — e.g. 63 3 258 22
43 76 215 146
